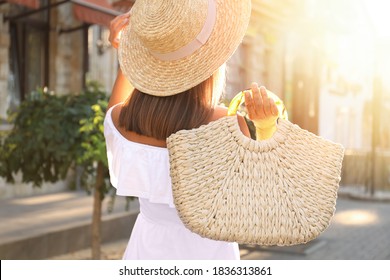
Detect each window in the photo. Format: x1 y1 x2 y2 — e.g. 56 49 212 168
8 0 49 108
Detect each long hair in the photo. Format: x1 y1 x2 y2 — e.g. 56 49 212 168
119 66 225 140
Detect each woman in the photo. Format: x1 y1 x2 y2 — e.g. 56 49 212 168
104 0 278 260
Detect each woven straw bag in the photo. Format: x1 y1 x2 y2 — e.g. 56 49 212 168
166 116 344 246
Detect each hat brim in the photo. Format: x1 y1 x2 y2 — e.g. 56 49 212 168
118 0 251 97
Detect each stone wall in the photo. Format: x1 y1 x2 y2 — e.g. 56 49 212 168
341 149 390 191
0 176 69 200
87 26 118 94
225 30 287 101
52 4 84 95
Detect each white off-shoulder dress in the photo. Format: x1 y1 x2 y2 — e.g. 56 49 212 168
104 105 240 260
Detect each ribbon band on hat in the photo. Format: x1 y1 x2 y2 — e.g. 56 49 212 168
150 0 217 61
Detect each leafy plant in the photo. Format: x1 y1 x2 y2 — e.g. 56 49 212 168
0 83 107 186
0 81 123 259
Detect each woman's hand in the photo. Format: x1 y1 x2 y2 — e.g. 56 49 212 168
109 11 131 49
244 82 278 124
244 82 279 140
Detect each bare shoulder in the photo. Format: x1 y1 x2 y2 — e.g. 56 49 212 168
211 106 250 137
211 106 229 120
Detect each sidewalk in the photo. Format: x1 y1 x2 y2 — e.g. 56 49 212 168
0 190 139 259
1 188 390 260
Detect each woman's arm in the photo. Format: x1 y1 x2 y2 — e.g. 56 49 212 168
107 11 133 110
108 68 133 110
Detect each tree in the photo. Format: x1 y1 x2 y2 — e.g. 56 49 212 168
0 82 113 259
78 98 110 259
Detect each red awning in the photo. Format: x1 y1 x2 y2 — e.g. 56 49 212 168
72 0 121 27
112 0 134 13
7 0 40 9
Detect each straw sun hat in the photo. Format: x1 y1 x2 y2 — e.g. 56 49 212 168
118 0 252 96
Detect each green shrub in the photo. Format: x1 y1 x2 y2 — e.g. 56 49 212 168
0 82 108 187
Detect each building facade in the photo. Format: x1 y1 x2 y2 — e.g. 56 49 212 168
1 0 388 198
0 0 123 198
0 0 307 198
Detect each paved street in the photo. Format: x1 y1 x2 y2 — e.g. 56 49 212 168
241 197 390 260
50 191 390 260
0 189 389 260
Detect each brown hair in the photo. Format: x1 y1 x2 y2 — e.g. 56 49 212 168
119 70 224 140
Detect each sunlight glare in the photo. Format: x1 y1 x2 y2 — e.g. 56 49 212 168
364 0 390 38
12 192 77 205
333 210 379 226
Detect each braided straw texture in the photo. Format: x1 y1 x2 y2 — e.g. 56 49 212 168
119 0 251 96
166 117 344 246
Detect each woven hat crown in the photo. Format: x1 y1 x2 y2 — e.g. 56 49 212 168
119 0 251 96
132 0 209 55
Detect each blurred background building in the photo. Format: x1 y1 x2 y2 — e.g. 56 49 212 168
0 0 389 199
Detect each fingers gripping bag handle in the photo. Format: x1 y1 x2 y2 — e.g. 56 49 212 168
167 88 344 246
227 89 288 140
227 89 288 119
